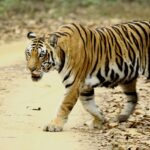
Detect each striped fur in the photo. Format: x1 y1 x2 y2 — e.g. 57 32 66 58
25 21 150 131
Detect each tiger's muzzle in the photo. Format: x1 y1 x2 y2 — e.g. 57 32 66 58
31 70 43 81
27 59 43 81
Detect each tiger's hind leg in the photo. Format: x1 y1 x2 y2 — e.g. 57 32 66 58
79 85 105 129
119 79 138 122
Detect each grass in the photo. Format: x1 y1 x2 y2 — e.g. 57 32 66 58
0 0 150 20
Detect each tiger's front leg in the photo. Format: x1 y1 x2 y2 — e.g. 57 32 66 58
43 87 79 132
79 85 105 129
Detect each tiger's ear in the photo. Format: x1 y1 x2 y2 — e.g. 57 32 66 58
49 34 58 48
27 32 36 39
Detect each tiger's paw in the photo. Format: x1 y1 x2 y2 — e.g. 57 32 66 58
43 118 65 132
118 114 129 123
84 118 104 129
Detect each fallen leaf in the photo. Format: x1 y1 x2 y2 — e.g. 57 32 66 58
126 128 142 136
108 122 119 128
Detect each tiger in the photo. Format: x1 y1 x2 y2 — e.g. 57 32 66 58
25 21 150 132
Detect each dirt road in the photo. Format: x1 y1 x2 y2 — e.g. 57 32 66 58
0 40 150 150
0 40 84 150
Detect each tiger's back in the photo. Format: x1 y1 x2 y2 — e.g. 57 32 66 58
82 21 150 88
55 21 150 88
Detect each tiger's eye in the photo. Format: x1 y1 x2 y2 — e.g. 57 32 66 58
39 53 45 57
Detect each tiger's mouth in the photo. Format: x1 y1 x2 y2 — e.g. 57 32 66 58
31 70 43 81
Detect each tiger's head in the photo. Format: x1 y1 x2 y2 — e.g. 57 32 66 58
25 32 66 81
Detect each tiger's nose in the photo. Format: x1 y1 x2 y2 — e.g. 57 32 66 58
29 66 36 72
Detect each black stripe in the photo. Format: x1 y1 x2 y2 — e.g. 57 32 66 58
97 69 105 83
32 43 36 47
93 33 97 51
140 21 150 29
113 27 131 61
127 44 132 61
62 26 75 33
50 51 54 62
133 22 149 45
108 29 122 55
64 66 82 88
89 30 99 76
99 39 103 59
111 27 129 49
128 24 144 49
124 92 137 96
112 27 124 40
105 28 114 45
122 25 133 44
80 24 88 46
58 48 66 73
107 38 112 59
68 105 74 111
105 28 114 58
128 64 134 79
105 56 109 76
63 70 71 82
126 62 139 83
89 29 93 44
96 29 103 39
78 24 89 75
65 83 73 88
63 32 72 37
71 23 86 50
116 54 123 71
113 73 119 83
80 89 94 97
102 81 112 87
125 91 138 103
102 32 107 51
130 32 142 70
124 62 128 77
54 32 68 36
110 69 115 81
38 44 43 47
90 55 99 76
97 29 107 52
96 29 104 57
127 43 136 66
65 68 79 88
37 40 44 44
135 59 139 76
130 32 140 50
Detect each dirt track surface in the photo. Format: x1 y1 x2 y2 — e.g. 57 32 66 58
0 40 150 150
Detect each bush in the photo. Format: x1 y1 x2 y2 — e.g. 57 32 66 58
0 0 149 19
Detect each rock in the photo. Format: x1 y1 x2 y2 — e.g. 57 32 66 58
26 106 41 111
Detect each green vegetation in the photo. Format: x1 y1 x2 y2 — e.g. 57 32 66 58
0 0 149 19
